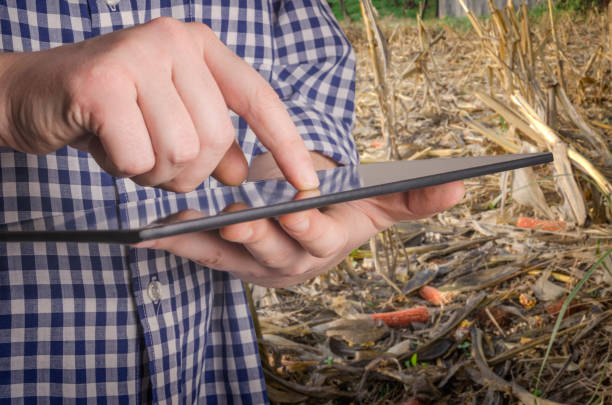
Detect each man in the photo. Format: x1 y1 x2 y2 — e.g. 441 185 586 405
0 1 464 402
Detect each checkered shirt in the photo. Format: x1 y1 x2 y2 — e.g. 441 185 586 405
0 1 357 403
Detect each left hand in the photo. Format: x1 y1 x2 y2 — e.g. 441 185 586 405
136 158 465 287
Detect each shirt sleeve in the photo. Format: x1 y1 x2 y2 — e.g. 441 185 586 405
256 0 359 166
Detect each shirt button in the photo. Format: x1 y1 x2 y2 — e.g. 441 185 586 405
147 280 163 302
105 0 120 10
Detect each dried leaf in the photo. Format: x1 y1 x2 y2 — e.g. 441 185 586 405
533 269 566 302
313 316 389 347
329 295 362 318
512 166 554 219
552 142 587 225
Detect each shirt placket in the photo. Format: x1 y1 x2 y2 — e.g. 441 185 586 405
85 2 187 401
112 176 186 403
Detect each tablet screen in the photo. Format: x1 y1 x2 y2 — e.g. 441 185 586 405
0 152 552 244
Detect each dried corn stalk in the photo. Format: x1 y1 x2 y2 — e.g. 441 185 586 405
359 0 400 160
555 85 612 166
458 0 611 226
546 0 566 92
512 144 554 220
512 95 587 225
609 2 612 60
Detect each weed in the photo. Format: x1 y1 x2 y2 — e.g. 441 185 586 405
535 248 612 392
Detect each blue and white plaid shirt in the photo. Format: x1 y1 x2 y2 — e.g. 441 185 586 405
0 1 358 402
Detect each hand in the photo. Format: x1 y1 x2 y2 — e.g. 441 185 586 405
136 178 465 288
0 17 318 192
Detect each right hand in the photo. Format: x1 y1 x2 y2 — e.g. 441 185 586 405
137 180 465 288
0 17 319 192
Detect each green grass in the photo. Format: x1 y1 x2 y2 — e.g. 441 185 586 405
437 15 478 32
328 0 605 26
529 0 602 18
327 0 438 21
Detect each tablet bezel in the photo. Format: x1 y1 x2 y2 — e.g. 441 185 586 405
0 152 553 244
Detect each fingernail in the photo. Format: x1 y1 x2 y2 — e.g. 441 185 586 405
301 170 320 191
295 189 321 200
284 215 309 233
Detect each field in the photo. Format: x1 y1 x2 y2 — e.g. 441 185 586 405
256 4 612 404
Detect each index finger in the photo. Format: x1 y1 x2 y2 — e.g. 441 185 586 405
187 23 319 191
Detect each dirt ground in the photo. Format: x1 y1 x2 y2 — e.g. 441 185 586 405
256 8 612 405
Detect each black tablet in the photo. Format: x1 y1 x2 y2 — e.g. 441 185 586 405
0 152 552 244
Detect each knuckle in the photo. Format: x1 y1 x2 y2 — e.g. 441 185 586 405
284 136 307 152
244 84 282 119
184 22 219 50
244 223 269 244
194 249 224 269
191 22 216 40
113 156 155 177
166 136 200 165
148 17 186 38
205 130 234 154
290 220 348 259
260 250 293 270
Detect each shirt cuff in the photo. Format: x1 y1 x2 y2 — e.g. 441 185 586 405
251 103 359 167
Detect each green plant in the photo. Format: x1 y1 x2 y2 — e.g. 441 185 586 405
404 353 429 368
499 115 508 132
529 0 601 20
585 363 608 405
535 248 612 392
327 0 438 22
457 340 471 358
